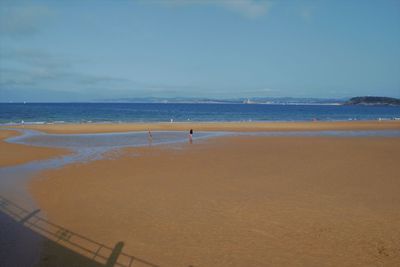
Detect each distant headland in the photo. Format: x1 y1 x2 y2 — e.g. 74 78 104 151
5 96 400 106
344 96 400 106
99 96 400 106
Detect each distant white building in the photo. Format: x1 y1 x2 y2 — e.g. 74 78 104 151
243 98 254 104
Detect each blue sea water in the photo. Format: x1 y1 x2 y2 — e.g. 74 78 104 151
1 103 400 124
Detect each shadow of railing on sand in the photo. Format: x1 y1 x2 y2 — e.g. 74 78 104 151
0 195 159 267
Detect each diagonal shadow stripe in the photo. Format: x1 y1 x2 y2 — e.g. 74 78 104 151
0 195 159 267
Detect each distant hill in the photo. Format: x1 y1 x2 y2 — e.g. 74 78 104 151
344 96 400 106
101 97 345 105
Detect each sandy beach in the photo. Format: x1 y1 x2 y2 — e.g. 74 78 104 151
6 120 400 134
10 121 396 266
0 130 70 168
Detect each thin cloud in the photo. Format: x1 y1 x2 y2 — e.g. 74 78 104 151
0 48 130 91
164 0 271 19
218 0 271 19
0 48 196 98
1 49 71 69
0 5 54 38
300 6 315 22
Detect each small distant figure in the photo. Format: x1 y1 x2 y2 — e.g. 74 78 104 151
170 118 174 123
147 129 153 146
189 129 193 144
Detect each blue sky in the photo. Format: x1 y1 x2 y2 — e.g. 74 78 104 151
0 0 399 102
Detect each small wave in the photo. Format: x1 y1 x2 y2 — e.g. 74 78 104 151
25 121 47 125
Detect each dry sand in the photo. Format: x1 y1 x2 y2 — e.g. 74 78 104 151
6 120 400 134
30 134 400 266
0 130 70 168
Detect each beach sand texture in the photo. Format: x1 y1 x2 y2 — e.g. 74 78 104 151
7 120 400 134
0 130 70 168
29 132 400 266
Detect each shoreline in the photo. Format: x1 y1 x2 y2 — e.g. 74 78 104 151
2 120 400 134
0 130 71 168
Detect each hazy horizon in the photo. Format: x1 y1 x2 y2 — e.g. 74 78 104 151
1 0 399 102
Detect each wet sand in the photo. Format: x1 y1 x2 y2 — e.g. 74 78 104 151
30 134 400 266
0 130 70 168
6 120 400 134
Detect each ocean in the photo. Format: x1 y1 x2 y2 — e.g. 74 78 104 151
1 103 400 125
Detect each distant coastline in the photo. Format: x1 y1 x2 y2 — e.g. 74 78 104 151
3 96 400 106
98 96 346 105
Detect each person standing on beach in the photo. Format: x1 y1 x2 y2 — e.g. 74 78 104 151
189 129 193 143
148 129 153 145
